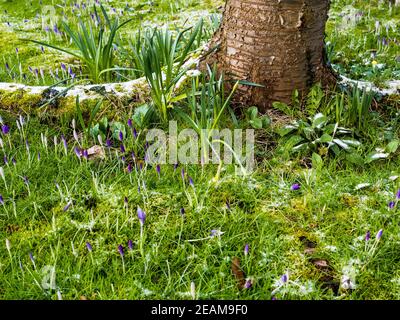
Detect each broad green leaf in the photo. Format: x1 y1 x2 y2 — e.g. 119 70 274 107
249 118 263 129
312 152 323 169
346 152 365 165
318 133 333 143
333 138 351 150
312 113 328 129
386 139 399 153
247 106 259 120
365 152 390 163
278 125 297 137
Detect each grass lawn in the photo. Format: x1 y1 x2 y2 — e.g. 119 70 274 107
0 0 399 300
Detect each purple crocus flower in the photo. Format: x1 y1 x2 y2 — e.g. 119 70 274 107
63 201 72 212
118 245 124 257
0 195 4 205
244 279 253 289
291 183 300 191
1 125 10 135
29 252 35 264
180 208 185 216
127 163 133 173
120 144 125 153
210 229 222 237
156 164 161 176
86 242 92 252
189 177 194 187
137 207 146 225
83 149 89 160
61 63 66 71
226 200 231 210
5 63 9 71
127 119 133 128
181 168 185 181
4 155 8 165
118 131 124 142
61 134 68 151
174 163 179 171
281 274 288 284
376 229 383 240
23 176 29 186
128 240 133 251
389 201 395 209
133 128 138 139
396 189 400 200
12 157 16 165
106 139 112 148
74 147 81 158
244 244 249 256
365 231 371 241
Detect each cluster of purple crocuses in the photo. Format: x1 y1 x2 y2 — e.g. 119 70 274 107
388 189 400 209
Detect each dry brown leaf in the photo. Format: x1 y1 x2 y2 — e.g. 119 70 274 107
87 145 105 160
312 259 329 269
231 257 246 289
304 247 316 255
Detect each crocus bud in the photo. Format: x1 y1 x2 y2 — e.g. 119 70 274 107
244 244 249 256
118 245 124 257
2 124 10 135
291 183 300 191
86 242 92 252
137 207 146 225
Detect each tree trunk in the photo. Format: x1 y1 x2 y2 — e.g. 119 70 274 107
203 0 333 110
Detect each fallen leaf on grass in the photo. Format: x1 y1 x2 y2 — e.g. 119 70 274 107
231 257 246 289
87 145 105 160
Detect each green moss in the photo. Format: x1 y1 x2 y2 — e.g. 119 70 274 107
0 89 42 112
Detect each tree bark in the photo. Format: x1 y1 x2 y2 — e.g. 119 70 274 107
203 0 333 110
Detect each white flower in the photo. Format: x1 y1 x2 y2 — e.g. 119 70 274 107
191 282 196 300
324 245 338 252
5 238 11 251
186 69 202 78
341 275 357 290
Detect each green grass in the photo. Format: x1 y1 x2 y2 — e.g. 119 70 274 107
0 113 399 300
0 0 399 301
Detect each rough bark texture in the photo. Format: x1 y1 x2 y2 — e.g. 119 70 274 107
203 0 332 110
